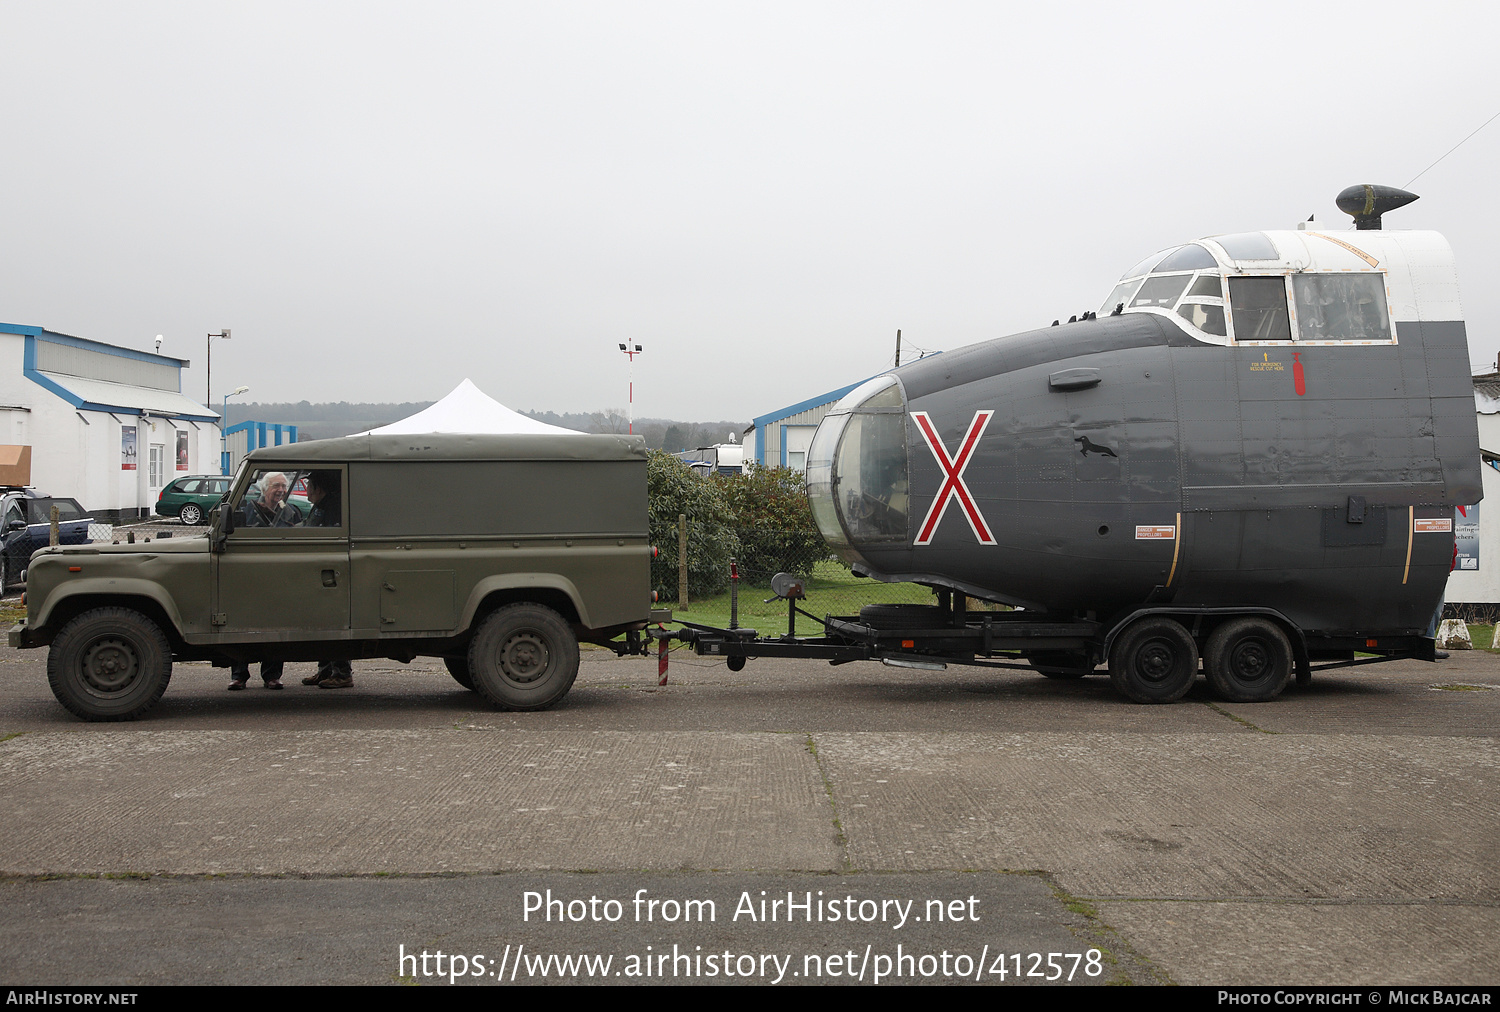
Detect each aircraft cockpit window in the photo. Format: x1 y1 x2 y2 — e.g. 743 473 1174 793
1292 274 1391 342
1130 274 1191 309
1186 274 1223 298
808 375 909 545
1151 244 1217 273
1228 277 1292 342
1099 279 1142 316
1120 248 1173 281
1177 303 1228 336
1214 232 1280 261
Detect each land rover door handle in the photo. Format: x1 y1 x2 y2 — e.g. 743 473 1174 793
322 569 338 587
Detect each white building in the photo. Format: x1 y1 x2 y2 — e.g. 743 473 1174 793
1445 369 1500 609
0 324 220 521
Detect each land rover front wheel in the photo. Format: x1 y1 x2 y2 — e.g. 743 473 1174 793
444 656 476 691
47 607 173 721
467 603 579 711
1108 617 1198 703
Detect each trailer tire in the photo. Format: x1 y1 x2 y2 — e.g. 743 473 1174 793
1027 651 1092 679
467 603 579 711
1204 618 1291 703
726 655 746 671
444 656 476 691
1108 617 1198 703
47 607 173 721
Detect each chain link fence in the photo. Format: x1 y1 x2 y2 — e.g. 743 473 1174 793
653 526 940 635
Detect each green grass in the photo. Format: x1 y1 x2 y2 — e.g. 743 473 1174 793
667 559 937 636
1466 623 1496 650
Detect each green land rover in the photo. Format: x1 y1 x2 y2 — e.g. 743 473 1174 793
11 433 656 721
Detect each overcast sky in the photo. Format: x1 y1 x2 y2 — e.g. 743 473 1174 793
2 2 1496 421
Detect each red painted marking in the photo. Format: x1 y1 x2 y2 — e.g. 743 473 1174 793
911 410 996 546
1293 352 1306 396
658 636 669 686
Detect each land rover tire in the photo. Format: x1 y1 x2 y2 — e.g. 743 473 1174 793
47 607 173 721
180 503 203 526
444 656 476 691
1026 650 1092 679
467 603 579 711
1108 617 1198 703
1203 617 1292 703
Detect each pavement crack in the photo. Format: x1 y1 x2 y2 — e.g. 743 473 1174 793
1198 700 1278 734
805 733 852 872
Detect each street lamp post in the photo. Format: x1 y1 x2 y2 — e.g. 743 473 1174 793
617 343 642 434
206 329 231 407
220 385 249 475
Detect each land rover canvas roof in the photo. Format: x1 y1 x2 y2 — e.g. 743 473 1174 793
246 432 647 464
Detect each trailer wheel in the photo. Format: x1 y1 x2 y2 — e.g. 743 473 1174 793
444 657 476 691
1026 651 1092 679
467 603 579 711
47 607 173 721
1204 618 1291 703
725 655 746 672
1108 617 1198 703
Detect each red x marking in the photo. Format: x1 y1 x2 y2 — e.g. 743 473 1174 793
911 410 995 546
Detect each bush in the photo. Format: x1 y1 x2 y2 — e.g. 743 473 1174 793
715 464 828 581
647 451 739 600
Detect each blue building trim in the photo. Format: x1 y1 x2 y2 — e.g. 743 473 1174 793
5 324 191 367
750 377 871 467
21 334 219 422
223 420 300 472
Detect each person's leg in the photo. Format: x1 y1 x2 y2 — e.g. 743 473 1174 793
318 659 353 688
303 661 331 686
228 662 249 689
262 660 285 689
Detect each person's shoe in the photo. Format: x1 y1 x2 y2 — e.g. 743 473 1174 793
1435 650 1450 660
318 674 354 689
264 678 283 689
227 678 248 691
301 671 325 686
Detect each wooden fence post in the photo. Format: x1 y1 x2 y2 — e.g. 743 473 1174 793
678 513 688 608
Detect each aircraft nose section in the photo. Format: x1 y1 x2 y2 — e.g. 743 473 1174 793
806 375 911 559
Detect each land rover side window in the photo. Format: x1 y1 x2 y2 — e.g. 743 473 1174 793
1292 273 1391 342
231 469 343 532
1228 276 1291 342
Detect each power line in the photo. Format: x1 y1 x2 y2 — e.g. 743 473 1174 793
1404 108 1500 188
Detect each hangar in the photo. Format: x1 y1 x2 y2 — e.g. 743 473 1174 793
0 323 220 522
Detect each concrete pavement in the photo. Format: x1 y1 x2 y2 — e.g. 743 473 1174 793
0 642 1496 985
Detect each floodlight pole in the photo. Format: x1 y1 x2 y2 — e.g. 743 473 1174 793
206 329 231 406
617 343 643 434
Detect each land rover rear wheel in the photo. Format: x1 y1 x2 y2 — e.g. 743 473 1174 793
180 503 203 525
1204 618 1291 703
467 603 579 711
47 607 173 721
444 656 476 691
1108 617 1198 703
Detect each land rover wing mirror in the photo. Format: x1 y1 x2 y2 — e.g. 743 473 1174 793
210 502 234 552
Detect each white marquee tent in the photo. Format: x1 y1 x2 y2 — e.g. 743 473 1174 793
355 379 581 436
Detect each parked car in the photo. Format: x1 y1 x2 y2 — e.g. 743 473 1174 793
1 489 92 590
158 474 310 525
155 475 234 525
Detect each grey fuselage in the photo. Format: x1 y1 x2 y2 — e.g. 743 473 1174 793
807 230 1481 638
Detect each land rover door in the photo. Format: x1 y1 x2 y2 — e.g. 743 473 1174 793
211 466 350 640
